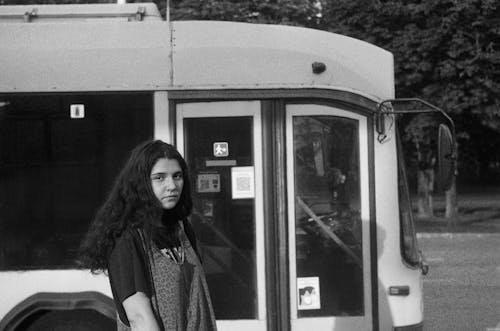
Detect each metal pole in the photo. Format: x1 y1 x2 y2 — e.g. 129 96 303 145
166 0 170 23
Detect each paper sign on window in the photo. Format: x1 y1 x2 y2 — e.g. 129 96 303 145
197 173 220 193
297 277 321 310
231 166 254 199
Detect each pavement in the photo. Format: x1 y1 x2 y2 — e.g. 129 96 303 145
415 190 500 330
419 233 500 331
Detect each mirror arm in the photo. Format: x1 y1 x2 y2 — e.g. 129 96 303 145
376 98 456 150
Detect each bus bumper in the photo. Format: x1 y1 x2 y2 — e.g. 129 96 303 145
394 322 424 331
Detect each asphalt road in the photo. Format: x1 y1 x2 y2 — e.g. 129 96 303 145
418 233 500 331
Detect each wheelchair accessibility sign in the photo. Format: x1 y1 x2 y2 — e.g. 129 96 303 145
213 142 229 157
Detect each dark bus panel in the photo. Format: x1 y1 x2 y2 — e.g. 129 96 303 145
0 93 153 270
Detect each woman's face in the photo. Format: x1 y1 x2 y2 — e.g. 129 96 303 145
150 157 184 210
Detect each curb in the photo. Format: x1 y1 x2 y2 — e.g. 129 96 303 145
417 232 500 238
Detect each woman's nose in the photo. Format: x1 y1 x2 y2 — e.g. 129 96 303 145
164 177 176 190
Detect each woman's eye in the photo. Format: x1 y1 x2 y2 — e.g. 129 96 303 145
174 173 183 180
152 175 164 181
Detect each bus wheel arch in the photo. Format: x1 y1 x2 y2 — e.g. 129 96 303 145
0 292 116 331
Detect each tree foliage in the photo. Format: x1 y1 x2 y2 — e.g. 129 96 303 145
320 0 500 185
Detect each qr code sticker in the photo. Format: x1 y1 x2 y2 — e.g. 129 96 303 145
236 177 250 191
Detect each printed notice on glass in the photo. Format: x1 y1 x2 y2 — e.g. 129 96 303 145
197 173 221 193
231 166 255 199
297 277 321 310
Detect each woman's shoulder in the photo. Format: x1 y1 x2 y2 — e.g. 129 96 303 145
108 227 150 274
111 227 143 256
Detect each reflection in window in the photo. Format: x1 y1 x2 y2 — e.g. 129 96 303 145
293 115 364 317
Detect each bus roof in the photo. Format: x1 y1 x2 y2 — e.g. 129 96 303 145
0 3 394 100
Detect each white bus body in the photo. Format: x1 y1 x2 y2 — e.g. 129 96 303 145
0 4 443 330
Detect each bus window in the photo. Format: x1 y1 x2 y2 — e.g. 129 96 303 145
397 132 420 266
0 93 153 270
292 115 363 317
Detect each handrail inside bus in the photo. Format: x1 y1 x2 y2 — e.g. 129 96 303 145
296 197 362 268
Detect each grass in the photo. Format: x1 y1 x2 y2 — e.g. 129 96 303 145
413 189 500 233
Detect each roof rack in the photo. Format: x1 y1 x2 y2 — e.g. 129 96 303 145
0 3 161 22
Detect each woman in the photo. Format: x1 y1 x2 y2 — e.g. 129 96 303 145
80 140 217 331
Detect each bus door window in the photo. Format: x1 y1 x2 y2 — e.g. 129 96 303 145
184 116 257 320
292 115 364 317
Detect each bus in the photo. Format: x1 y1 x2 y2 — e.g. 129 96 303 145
0 3 455 330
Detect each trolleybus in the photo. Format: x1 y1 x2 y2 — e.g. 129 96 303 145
0 3 455 330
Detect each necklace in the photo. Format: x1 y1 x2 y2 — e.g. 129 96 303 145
160 241 184 264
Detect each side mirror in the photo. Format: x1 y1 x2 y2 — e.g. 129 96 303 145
437 124 456 191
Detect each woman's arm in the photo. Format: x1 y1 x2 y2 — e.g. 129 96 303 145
123 291 160 331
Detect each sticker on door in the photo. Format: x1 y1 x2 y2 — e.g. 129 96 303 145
297 277 321 310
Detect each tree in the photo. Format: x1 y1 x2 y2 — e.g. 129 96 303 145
320 0 500 217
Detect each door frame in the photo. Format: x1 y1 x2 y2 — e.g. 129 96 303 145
285 104 373 330
175 101 267 331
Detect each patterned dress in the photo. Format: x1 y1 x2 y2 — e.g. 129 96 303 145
115 230 217 331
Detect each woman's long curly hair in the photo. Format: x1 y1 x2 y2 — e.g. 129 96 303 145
79 140 192 273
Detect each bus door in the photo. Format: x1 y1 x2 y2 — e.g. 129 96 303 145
176 101 372 330
286 104 372 330
176 101 266 331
